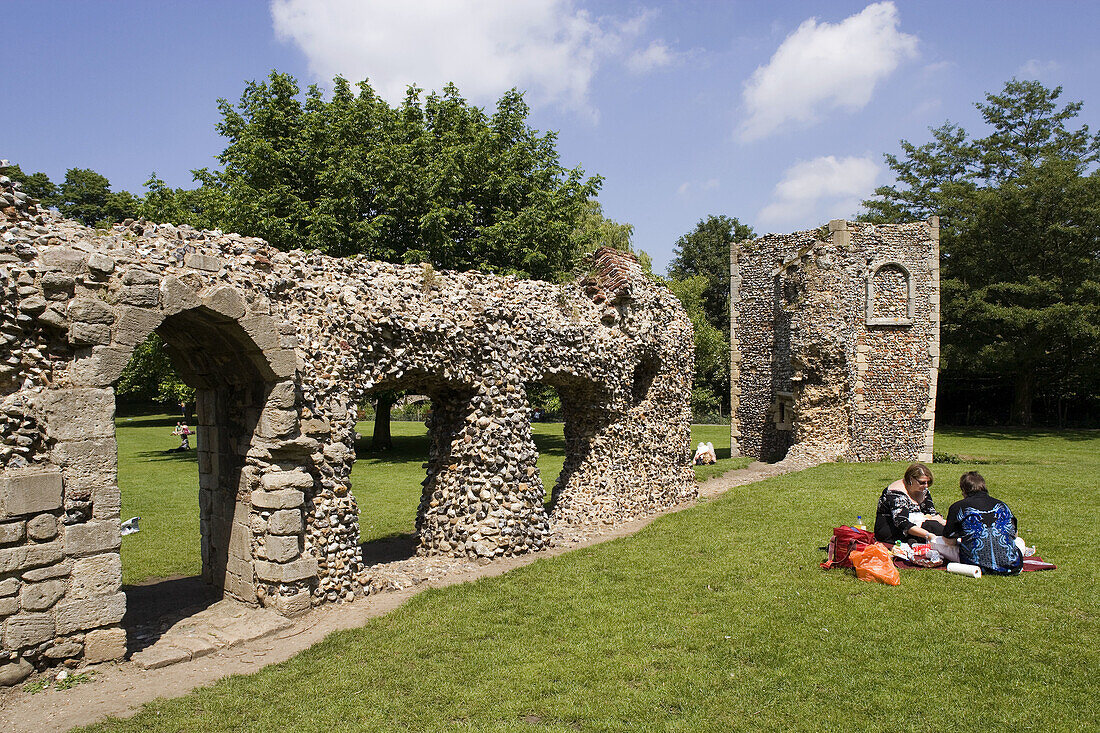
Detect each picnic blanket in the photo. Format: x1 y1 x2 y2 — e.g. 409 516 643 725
895 554 1056 572
819 528 1057 572
1020 555 1057 571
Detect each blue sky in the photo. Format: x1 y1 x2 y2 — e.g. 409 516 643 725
5 1 1098 274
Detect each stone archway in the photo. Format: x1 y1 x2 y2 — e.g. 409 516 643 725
153 305 284 604
524 373 612 512
12 279 312 668
1 175 695 675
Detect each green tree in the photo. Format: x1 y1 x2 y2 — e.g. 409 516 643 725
667 215 755 415
199 72 601 280
56 167 140 226
666 275 728 418
863 79 1100 425
572 199 635 255
139 173 223 229
115 334 195 417
668 215 755 341
5 163 58 206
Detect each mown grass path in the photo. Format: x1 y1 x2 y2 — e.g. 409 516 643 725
80 423 1099 731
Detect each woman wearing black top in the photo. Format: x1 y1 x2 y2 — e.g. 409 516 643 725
873 463 946 544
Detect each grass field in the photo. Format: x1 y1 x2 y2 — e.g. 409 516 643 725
117 414 742 584
97 421 1099 731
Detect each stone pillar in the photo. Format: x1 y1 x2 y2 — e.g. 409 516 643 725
247 389 315 616
729 240 742 457
417 381 549 558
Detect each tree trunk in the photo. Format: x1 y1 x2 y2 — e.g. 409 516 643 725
1011 372 1034 427
371 394 394 450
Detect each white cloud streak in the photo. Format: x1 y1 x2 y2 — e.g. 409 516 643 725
757 155 879 230
270 0 671 112
1018 59 1060 79
739 2 918 141
677 178 719 197
627 41 676 73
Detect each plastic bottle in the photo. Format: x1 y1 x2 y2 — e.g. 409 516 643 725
856 515 867 531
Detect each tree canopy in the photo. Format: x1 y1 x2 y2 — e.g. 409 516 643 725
863 79 1100 425
666 275 729 418
191 72 602 280
666 215 755 416
4 163 58 205
53 168 141 227
115 333 195 412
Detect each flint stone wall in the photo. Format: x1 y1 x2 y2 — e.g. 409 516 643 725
0 161 694 673
731 219 939 463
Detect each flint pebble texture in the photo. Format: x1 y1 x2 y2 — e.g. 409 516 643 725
731 219 939 464
0 160 694 671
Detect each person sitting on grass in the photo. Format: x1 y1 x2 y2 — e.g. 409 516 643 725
171 421 191 451
936 471 1023 575
692 442 716 465
873 463 946 544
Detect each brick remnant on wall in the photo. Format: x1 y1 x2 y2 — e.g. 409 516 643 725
730 219 939 464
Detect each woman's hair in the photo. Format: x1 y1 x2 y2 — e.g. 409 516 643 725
903 463 933 488
960 471 988 497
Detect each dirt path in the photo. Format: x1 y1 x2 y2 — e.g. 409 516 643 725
0 458 813 732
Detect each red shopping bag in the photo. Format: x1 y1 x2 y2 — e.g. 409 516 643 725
821 526 875 569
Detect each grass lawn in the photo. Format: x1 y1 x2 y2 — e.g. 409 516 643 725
115 412 201 585
96 424 1099 731
117 414 742 583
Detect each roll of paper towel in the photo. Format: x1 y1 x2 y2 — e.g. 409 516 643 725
947 562 982 578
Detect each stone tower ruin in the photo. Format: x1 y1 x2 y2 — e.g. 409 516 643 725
730 218 940 463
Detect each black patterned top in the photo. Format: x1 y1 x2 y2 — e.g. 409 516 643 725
873 486 937 544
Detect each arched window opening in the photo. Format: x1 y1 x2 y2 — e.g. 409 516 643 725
867 262 915 326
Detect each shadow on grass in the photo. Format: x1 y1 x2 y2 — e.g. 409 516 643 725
354 427 570 461
531 432 567 455
354 433 431 462
122 575 220 655
936 426 1100 442
360 533 419 565
116 415 184 429
133 448 199 464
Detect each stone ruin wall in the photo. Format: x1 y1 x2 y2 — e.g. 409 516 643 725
0 162 695 673
731 219 939 463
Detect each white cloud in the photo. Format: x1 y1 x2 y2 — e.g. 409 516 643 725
1018 59 1060 79
739 2 918 141
270 0 671 112
922 60 953 75
677 178 719 197
757 155 879 230
627 41 676 73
